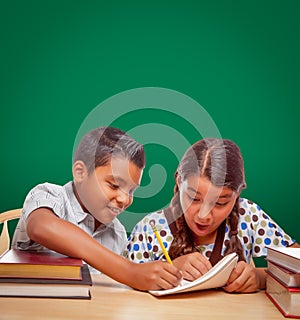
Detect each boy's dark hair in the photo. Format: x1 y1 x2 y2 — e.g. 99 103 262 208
73 126 145 174
168 138 247 262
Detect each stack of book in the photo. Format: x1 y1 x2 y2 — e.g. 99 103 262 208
265 247 300 318
0 249 92 299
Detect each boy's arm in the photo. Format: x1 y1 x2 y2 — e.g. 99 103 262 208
26 208 182 291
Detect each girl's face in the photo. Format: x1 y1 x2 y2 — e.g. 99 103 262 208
178 175 238 245
74 156 143 225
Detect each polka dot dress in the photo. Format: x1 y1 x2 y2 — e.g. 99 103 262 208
123 198 295 264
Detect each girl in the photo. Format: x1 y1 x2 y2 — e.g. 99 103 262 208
12 126 181 291
123 138 299 293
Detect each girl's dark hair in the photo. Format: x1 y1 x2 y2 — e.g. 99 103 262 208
168 138 246 262
73 126 145 174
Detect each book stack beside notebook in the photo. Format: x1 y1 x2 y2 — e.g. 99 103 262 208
265 247 300 318
0 249 92 299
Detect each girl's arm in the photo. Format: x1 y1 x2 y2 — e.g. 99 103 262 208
172 253 212 281
289 242 300 248
225 242 300 293
26 208 182 291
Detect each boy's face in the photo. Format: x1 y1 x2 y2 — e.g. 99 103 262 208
74 156 143 225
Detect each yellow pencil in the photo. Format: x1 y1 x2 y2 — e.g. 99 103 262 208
149 220 173 265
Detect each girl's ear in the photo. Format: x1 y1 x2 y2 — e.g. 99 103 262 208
174 172 181 193
72 161 88 183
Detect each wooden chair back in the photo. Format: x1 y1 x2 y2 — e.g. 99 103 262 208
0 208 22 256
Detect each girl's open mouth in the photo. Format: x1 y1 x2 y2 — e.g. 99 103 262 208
195 223 210 232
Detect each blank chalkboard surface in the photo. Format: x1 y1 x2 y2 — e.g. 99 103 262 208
1 1 299 252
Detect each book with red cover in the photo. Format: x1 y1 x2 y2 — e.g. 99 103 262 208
0 264 92 299
267 260 300 287
266 247 300 273
0 249 83 280
266 273 300 318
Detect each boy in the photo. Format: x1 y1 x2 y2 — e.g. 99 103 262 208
12 126 181 291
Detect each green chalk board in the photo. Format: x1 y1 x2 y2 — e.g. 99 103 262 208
1 1 299 257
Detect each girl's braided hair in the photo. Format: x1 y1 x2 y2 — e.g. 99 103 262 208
168 138 246 262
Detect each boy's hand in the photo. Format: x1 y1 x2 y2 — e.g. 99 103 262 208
173 252 212 281
224 261 259 293
131 261 182 291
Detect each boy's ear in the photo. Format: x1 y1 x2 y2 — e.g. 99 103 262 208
72 161 88 183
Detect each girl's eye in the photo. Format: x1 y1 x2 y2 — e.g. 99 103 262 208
108 182 119 190
216 202 228 207
187 194 201 202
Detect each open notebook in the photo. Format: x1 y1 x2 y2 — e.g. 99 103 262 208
149 252 238 296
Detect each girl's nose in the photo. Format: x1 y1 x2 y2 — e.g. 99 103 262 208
197 203 213 219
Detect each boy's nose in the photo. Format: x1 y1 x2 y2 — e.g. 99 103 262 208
116 190 131 207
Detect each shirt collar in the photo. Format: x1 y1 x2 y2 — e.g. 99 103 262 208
64 181 89 223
